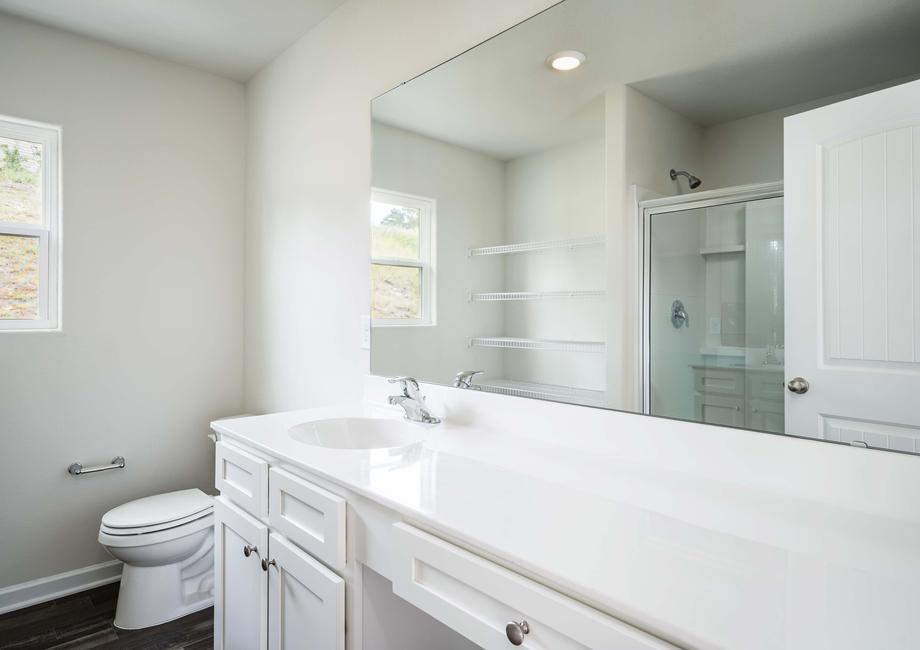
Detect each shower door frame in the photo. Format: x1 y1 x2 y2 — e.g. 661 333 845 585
638 181 784 416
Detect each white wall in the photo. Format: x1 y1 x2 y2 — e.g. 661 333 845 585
699 78 920 189
244 0 558 414
625 88 704 197
0 15 245 587
702 107 787 189
370 122 505 384
606 85 704 411
503 136 606 392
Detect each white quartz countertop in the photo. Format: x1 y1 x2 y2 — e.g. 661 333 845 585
212 404 920 650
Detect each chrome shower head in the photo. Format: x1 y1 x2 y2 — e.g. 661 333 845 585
670 168 702 189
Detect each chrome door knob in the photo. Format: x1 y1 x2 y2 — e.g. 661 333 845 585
787 377 809 394
505 619 530 646
261 558 277 571
243 544 258 558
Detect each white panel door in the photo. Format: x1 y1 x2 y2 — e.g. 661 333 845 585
267 532 345 650
214 496 269 650
785 79 920 451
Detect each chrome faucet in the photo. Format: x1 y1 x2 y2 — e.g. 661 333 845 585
453 370 483 389
387 377 440 424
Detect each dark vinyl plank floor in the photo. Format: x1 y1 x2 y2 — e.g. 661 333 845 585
0 583 212 650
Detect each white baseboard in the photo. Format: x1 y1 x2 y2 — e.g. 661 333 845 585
0 560 123 615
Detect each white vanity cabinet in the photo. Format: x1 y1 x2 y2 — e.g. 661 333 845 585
213 441 345 650
211 436 677 650
214 496 269 650
391 523 676 650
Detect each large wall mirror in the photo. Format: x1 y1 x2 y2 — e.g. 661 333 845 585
369 0 920 454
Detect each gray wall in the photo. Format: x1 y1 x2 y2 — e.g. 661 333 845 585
370 122 506 385
0 14 245 587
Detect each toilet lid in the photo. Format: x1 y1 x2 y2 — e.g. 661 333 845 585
102 488 213 529
100 509 212 536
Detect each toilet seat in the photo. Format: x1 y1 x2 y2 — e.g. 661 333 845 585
102 488 212 529
99 511 213 548
100 508 213 536
98 488 214 548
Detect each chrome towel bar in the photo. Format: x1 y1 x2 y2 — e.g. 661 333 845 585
68 456 125 476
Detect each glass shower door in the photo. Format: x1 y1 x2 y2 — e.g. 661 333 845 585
644 194 784 434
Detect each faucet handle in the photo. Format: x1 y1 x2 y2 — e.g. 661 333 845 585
388 376 420 398
453 370 484 389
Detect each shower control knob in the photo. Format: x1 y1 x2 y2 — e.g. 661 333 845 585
505 620 530 645
787 377 809 394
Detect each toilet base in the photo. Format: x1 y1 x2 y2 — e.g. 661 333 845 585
113 529 214 630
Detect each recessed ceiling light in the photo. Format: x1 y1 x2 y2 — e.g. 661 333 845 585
547 50 585 71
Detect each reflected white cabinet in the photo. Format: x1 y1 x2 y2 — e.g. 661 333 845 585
692 367 784 432
214 497 269 650
214 495 344 650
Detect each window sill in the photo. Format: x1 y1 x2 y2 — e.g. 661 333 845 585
0 324 62 333
372 320 435 328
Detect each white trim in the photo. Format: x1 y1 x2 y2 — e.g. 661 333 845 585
630 185 663 413
370 187 437 327
0 113 62 331
0 560 122 615
639 180 783 211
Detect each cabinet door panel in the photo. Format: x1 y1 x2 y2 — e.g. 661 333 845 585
749 398 786 434
268 532 344 650
214 496 269 650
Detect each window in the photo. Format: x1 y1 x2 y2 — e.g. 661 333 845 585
370 189 435 326
0 116 60 331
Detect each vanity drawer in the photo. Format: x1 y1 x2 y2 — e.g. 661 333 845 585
215 441 269 519
391 523 675 650
269 467 346 570
747 372 785 401
693 367 744 396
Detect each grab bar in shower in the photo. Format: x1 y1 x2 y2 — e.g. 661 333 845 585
68 456 126 476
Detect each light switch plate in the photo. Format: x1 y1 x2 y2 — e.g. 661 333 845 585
360 315 371 349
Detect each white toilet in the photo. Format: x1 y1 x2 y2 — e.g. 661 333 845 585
99 488 215 629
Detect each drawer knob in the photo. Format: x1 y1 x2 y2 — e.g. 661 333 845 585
505 619 530 645
243 544 258 558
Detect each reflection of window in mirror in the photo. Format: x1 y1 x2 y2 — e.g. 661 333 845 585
370 188 436 326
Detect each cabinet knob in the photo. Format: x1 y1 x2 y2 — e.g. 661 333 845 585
787 377 809 394
261 558 277 571
505 619 530 646
243 544 258 558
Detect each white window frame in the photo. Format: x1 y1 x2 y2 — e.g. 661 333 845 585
0 115 61 331
370 188 436 327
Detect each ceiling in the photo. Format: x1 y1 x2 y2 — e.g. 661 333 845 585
0 0 345 81
372 0 920 160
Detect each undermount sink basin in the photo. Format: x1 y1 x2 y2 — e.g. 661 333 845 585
288 417 426 449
